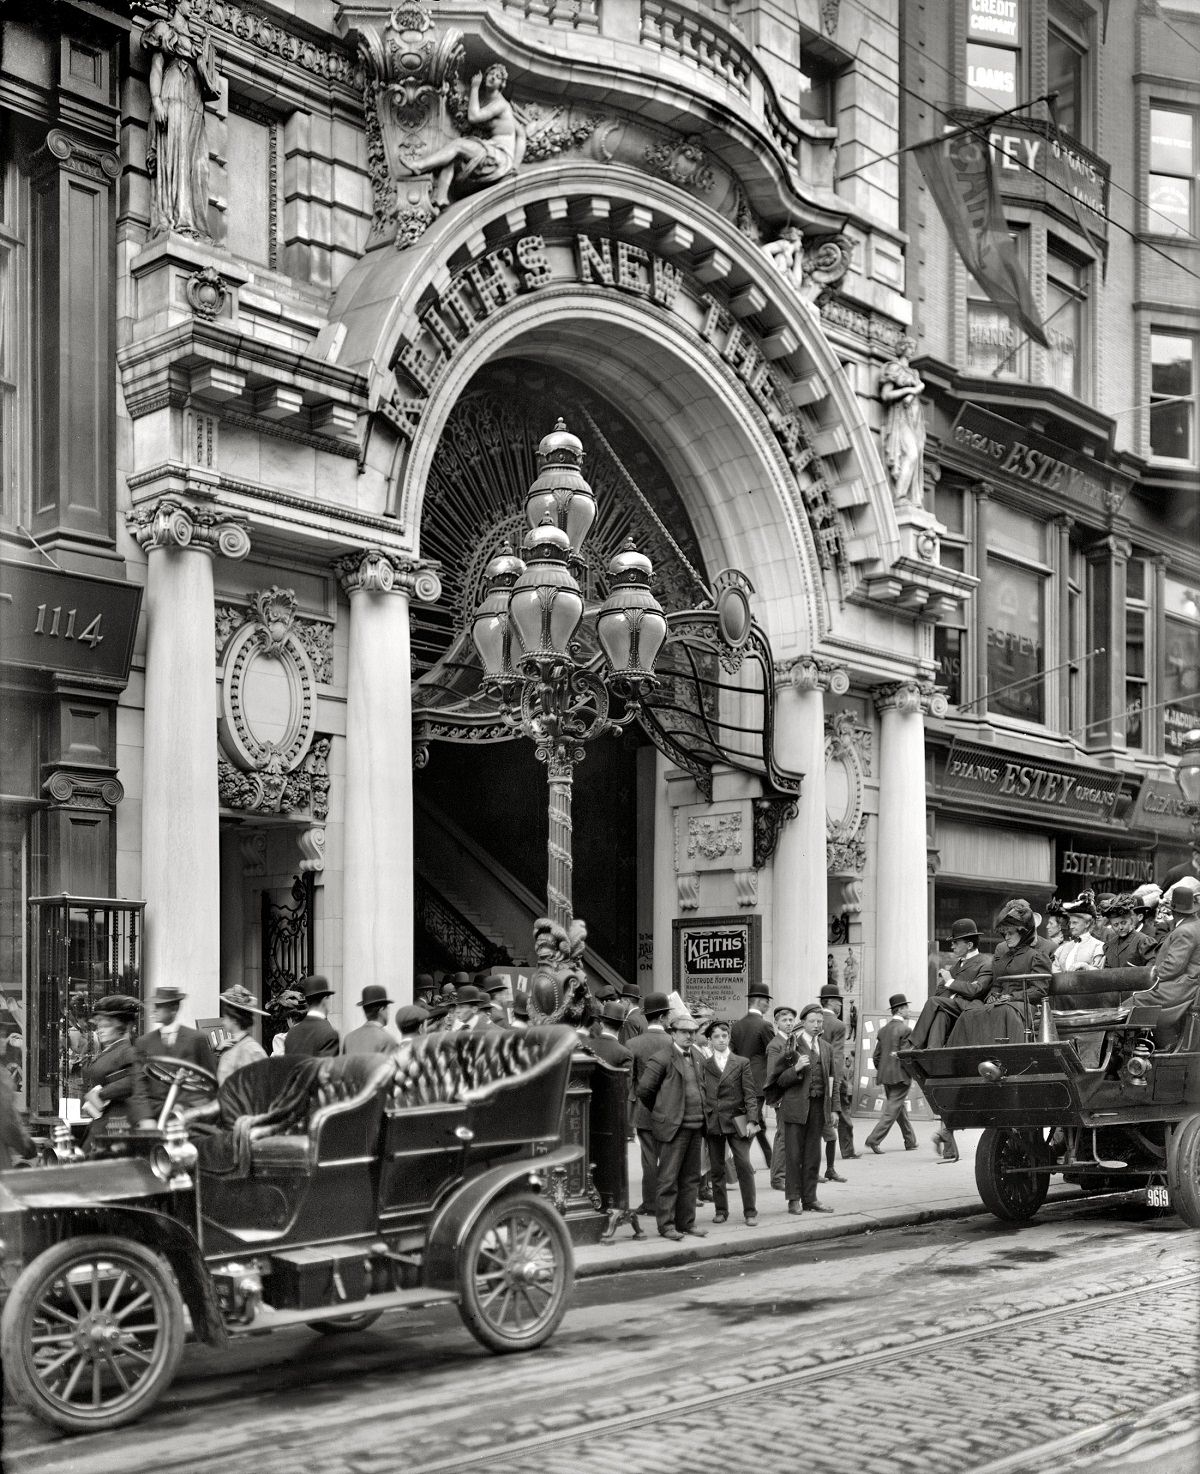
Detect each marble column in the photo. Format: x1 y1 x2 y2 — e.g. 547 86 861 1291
337 550 441 1006
873 681 944 1010
128 497 250 1021
771 658 843 1010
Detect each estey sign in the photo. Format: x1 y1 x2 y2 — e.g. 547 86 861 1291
941 740 1126 823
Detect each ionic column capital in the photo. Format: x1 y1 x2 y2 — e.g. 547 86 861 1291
127 497 251 560
335 549 442 603
873 679 947 717
774 655 850 695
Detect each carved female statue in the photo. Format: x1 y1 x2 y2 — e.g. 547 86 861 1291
420 64 524 210
142 0 220 239
879 337 927 506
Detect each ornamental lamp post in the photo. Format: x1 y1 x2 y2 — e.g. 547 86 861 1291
471 419 665 931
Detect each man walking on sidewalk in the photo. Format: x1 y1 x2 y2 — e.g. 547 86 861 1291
637 1012 711 1241
866 994 918 1154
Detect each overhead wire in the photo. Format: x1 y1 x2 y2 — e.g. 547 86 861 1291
830 0 1200 290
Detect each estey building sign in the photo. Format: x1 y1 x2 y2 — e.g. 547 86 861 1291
940 739 1127 823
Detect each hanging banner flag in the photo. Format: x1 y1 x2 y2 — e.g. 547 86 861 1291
914 128 1050 347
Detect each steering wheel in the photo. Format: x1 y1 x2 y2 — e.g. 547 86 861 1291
142 1055 218 1092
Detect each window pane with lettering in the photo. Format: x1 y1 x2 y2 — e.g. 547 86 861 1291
965 0 1023 112
967 230 1029 380
1164 578 1200 755
1046 247 1087 397
1150 332 1195 462
1148 108 1195 237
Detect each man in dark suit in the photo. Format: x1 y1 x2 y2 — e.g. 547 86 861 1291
342 984 396 1055
866 994 918 1153
819 983 856 1177
765 1001 837 1214
618 982 647 1045
730 984 775 1168
625 992 674 1216
132 985 217 1125
284 975 340 1057
907 919 993 1050
588 1001 633 1068
637 1012 710 1241
700 1019 759 1226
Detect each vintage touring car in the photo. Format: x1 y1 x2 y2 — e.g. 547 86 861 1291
0 1025 580 1434
902 968 1200 1227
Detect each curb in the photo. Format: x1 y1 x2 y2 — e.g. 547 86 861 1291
573 1186 1093 1279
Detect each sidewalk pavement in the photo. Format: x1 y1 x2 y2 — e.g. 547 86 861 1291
572 1123 1072 1280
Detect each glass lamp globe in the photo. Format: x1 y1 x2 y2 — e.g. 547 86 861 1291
597 538 667 680
524 418 597 556
1177 729 1200 809
508 520 584 662
471 542 525 677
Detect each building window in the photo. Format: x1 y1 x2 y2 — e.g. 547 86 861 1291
1164 579 1200 756
0 156 30 529
1048 18 1087 143
1125 557 1148 750
1045 245 1088 397
225 103 278 268
965 0 1023 111
934 485 971 706
1150 331 1196 463
985 503 1047 725
966 229 1029 380
1066 540 1084 737
1148 107 1196 238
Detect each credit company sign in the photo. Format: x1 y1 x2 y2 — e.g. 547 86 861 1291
0 561 143 682
940 739 1127 823
948 404 1131 514
673 915 761 1022
967 0 1022 44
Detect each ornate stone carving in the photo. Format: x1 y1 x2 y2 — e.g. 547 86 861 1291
214 600 333 683
873 680 948 718
676 872 700 910
687 813 743 862
42 772 124 810
643 137 715 192
828 912 850 945
127 497 251 559
239 828 267 876
821 0 842 36
26 129 120 186
776 655 850 695
297 825 326 874
827 818 868 877
184 265 228 319
879 337 927 507
148 1 358 88
335 549 443 602
519 104 599 161
839 878 863 915
734 868 759 908
763 229 853 305
141 5 220 240
217 734 331 818
826 709 872 776
218 590 317 776
752 796 798 869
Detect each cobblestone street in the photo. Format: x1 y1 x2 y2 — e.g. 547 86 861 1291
4 1197 1196 1474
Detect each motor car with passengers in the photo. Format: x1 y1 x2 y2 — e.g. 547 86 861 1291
902 965 1200 1227
0 1024 581 1434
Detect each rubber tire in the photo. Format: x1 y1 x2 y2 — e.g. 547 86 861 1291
975 1128 1051 1222
1169 1114 1200 1229
0 1234 185 1434
311 1311 383 1335
456 1192 574 1355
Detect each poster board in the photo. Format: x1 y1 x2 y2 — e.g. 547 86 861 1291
853 1013 935 1121
672 916 761 1021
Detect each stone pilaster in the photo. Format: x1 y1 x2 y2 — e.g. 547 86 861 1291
770 656 849 1008
336 549 442 1004
872 680 946 1011
127 498 251 1019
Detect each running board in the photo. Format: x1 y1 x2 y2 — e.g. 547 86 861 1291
230 1288 460 1335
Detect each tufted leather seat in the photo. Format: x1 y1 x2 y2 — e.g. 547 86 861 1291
249 1054 396 1170
390 1028 561 1108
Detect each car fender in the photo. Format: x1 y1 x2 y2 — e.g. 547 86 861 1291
421 1144 583 1293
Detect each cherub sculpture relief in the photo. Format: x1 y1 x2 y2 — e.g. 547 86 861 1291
420 64 525 210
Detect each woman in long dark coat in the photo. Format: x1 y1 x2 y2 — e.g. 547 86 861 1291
946 899 1051 1047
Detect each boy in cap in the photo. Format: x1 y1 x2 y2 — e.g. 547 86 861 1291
764 1002 837 1213
284 976 340 1057
343 984 397 1056
865 995 918 1154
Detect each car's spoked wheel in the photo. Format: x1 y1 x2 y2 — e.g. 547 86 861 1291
975 1127 1051 1222
0 1236 184 1433
457 1192 573 1354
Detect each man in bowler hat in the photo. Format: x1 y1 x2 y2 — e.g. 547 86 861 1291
625 991 674 1213
133 984 217 1125
765 1002 837 1214
343 984 396 1055
866 994 918 1153
284 976 340 1057
908 919 993 1051
730 984 775 1168
588 1001 633 1068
